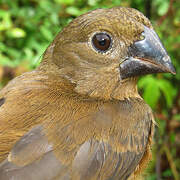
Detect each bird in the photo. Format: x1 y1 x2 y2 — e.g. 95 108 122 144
0 7 175 180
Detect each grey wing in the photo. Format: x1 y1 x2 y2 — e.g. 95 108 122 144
0 123 152 180
0 125 70 180
0 140 145 180
71 139 147 180
71 107 154 180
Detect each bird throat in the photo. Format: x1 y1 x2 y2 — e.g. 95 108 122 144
74 76 141 101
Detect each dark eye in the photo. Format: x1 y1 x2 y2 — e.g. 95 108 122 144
92 32 112 53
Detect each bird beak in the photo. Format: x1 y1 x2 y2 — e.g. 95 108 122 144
119 26 176 80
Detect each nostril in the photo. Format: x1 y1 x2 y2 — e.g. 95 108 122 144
0 98 5 107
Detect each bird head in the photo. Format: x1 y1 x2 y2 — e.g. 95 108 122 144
41 7 175 100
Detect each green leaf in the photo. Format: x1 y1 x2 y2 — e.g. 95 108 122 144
0 54 15 67
0 42 7 52
157 1 169 16
139 75 177 108
40 26 53 41
54 0 75 5
162 169 172 177
138 75 154 88
5 47 21 59
138 75 161 109
0 10 12 31
88 0 98 6
50 13 59 25
170 132 176 143
158 79 176 108
144 79 160 109
24 48 34 60
7 28 26 38
66 7 84 16
144 174 157 180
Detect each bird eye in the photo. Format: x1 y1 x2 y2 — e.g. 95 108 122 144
92 32 112 53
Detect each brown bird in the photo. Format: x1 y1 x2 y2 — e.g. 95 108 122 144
0 7 175 180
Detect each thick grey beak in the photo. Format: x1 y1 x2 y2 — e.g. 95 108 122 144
120 26 176 79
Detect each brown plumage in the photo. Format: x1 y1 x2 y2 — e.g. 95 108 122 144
0 7 175 180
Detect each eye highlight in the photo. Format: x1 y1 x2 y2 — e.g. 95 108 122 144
92 32 112 53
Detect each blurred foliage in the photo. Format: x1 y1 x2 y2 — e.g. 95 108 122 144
0 0 179 179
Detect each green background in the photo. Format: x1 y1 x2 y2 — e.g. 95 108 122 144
0 0 179 179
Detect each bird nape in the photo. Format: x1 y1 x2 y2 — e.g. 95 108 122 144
0 7 175 180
